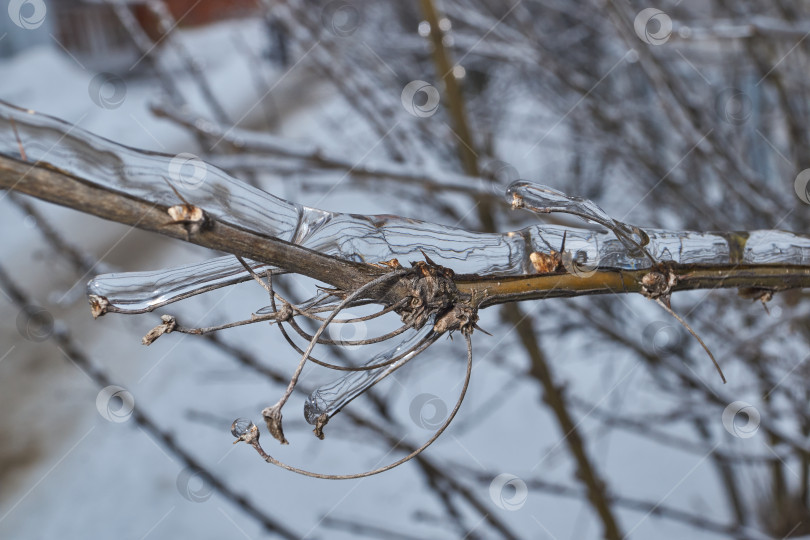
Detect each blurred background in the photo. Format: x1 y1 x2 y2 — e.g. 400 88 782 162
1 1 810 538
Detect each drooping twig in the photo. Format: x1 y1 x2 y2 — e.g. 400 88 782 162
234 333 474 479
199 332 519 538
260 268 410 444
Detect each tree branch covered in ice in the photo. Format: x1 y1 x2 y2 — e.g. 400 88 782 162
2 99 810 471
5 0 810 537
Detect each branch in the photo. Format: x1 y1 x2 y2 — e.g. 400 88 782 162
3 104 809 314
0 154 382 294
459 264 810 308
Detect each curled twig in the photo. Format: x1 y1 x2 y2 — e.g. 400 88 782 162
238 257 419 372
235 333 474 479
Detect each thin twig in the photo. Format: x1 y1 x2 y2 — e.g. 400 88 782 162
269 269 408 408
240 333 473 479
654 297 726 383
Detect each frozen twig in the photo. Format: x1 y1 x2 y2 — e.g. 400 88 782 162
234 333 474 479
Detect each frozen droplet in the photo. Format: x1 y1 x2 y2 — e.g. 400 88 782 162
452 65 466 79
418 21 431 36
304 394 327 425
231 418 255 438
438 18 452 32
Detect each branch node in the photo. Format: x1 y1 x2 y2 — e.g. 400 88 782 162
231 418 260 445
276 302 294 323
641 267 678 300
434 303 478 336
511 191 524 209
166 204 211 238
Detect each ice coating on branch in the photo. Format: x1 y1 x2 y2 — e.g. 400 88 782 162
86 257 274 313
506 181 651 258
2 101 810 315
304 325 437 425
0 102 520 310
5 102 810 431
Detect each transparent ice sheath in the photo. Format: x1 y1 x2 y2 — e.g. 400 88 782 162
304 325 438 424
3 101 810 424
2 103 808 314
